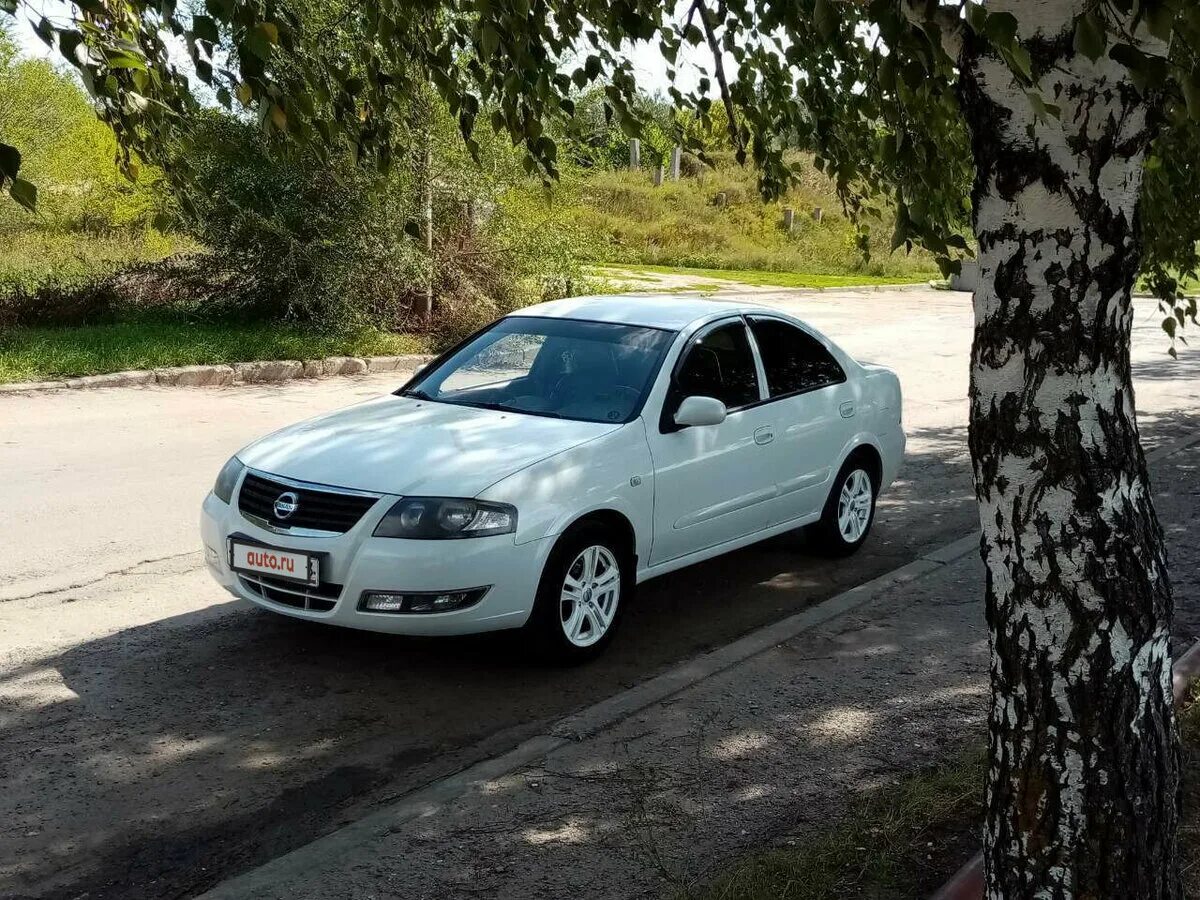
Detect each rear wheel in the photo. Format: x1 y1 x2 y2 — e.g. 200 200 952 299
807 461 877 557
525 524 630 663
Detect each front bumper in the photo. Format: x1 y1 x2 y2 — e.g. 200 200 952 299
201 491 550 635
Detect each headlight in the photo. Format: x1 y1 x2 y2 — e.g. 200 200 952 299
373 497 517 539
213 457 245 504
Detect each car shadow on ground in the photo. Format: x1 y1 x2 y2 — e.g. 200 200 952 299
3 417 1197 899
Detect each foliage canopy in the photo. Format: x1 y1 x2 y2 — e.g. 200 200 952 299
0 0 1197 313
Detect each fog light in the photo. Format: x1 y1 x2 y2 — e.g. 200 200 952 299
358 587 489 614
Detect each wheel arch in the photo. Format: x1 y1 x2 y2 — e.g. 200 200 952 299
554 508 639 570
839 439 884 489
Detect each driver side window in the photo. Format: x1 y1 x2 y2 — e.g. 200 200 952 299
672 321 761 411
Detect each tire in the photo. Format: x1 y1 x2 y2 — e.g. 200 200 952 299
524 523 632 663
806 459 878 557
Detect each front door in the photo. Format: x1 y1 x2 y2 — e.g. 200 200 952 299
646 319 778 566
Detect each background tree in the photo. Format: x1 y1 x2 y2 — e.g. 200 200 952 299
3 0 1199 895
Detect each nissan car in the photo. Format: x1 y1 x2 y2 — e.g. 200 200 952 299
201 295 904 661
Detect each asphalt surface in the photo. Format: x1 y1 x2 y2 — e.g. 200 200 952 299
2 288 1198 899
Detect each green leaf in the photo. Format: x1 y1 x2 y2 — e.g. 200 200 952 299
9 177 37 211
32 16 55 48
191 15 219 43
1183 69 1200 119
984 11 1019 47
0 143 20 182
1007 45 1033 81
481 24 499 56
814 0 839 41
1143 1 1177 41
244 26 274 60
964 2 987 34
1073 11 1106 61
105 49 147 70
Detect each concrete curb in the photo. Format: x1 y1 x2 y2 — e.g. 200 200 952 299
200 533 982 899
0 354 433 395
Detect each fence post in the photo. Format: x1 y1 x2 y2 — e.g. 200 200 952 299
812 206 824 223
782 207 795 233
714 191 728 208
653 164 665 187
629 138 641 171
670 145 682 180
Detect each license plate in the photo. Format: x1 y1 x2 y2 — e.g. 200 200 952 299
229 541 319 586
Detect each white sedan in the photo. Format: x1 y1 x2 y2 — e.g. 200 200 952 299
201 295 904 661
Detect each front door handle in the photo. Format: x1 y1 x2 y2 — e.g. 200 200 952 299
754 426 775 445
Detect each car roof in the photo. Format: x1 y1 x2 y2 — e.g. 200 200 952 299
513 294 778 331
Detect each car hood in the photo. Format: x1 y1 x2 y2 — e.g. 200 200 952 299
238 395 619 497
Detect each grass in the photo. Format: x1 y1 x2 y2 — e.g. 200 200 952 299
691 749 985 900
539 164 942 281
601 263 929 290
693 686 1200 900
0 226 196 294
0 319 428 384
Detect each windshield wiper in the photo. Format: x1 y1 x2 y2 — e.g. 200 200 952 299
398 388 433 400
457 400 565 419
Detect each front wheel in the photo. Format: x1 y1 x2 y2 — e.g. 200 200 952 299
806 462 877 557
524 524 630 663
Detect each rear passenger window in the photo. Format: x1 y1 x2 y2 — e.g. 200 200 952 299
749 318 846 397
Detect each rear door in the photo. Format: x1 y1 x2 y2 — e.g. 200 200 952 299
746 316 855 527
645 319 778 565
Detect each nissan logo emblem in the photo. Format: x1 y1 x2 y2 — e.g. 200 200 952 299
274 491 300 519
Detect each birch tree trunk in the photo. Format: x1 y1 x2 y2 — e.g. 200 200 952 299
957 2 1180 896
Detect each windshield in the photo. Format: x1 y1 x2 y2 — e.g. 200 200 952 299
399 316 676 424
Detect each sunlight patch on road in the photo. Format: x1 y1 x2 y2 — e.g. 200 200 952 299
522 817 593 845
710 730 774 761
804 706 877 744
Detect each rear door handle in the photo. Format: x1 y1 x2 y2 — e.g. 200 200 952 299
754 426 775 445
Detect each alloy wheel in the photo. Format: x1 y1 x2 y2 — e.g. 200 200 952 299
837 469 873 543
559 545 621 648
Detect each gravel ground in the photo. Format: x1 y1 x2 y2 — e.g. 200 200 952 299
200 439 1200 900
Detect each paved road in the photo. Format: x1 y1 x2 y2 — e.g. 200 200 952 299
2 288 1198 899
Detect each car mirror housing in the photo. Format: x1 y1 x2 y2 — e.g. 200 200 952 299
673 396 728 428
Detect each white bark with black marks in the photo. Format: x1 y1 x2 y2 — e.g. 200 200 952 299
957 1 1179 896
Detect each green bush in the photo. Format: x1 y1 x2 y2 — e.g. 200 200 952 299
176 105 588 334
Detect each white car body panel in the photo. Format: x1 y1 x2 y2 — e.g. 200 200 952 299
238 394 617 496
200 294 906 636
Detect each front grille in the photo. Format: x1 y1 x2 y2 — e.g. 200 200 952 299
238 472 379 534
239 572 342 612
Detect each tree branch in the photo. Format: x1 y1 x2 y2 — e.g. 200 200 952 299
689 0 745 162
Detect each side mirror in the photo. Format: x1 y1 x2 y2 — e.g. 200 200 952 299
673 395 728 428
